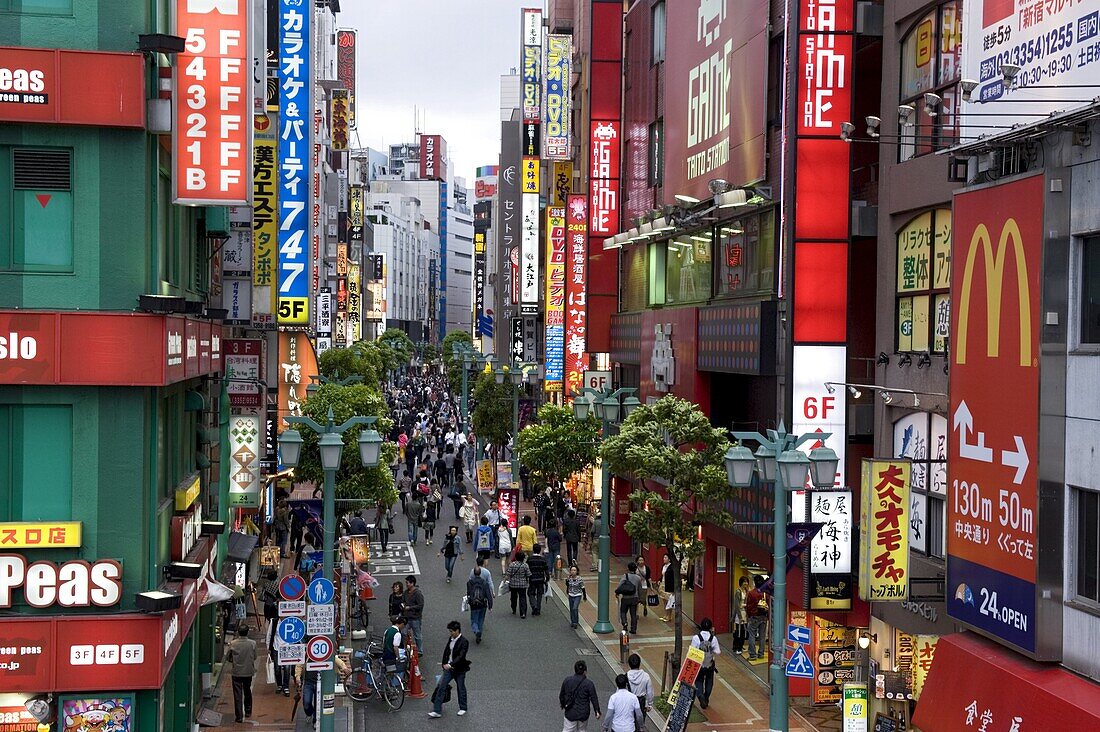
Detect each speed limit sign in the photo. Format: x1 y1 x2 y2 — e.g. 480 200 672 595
306 636 334 670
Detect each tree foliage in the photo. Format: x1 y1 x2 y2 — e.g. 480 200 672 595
600 395 733 664
441 330 475 393
470 372 516 448
378 328 415 371
318 343 384 387
515 404 600 490
294 383 397 506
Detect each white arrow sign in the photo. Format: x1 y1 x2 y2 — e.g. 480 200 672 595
1000 435 1029 485
953 400 993 463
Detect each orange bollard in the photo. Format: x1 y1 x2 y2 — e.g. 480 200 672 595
405 637 428 698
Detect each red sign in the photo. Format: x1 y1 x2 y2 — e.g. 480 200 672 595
0 47 144 127
565 195 589 397
419 134 446 181
0 311 223 386
0 706 38 731
661 0 768 203
174 0 251 204
797 0 854 136
947 175 1042 652
335 30 357 128
589 120 621 237
497 487 519 531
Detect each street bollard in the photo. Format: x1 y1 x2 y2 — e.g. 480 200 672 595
620 629 630 664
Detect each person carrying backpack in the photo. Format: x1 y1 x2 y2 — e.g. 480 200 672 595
466 563 493 644
690 617 721 709
474 516 496 560
614 562 644 634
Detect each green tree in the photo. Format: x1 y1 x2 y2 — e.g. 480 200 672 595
378 327 415 370
318 343 384 387
515 404 600 490
294 383 397 508
441 330 475 393
470 372 517 451
422 342 440 363
600 395 733 666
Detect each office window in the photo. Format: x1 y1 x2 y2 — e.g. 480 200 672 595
894 412 947 559
0 405 73 522
651 1 666 64
0 0 72 13
1079 236 1100 345
0 148 74 272
896 209 951 353
647 120 663 188
1074 486 1100 605
716 210 776 297
898 1 962 160
664 233 711 304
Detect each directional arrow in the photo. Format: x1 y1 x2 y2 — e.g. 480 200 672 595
953 400 993 463
1001 435 1029 484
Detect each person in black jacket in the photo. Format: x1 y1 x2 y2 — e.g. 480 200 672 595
562 510 582 568
428 620 471 718
559 660 601 730
527 543 550 616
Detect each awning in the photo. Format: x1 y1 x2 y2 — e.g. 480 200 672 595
912 633 1100 731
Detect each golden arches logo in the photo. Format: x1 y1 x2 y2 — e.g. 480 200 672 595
955 218 1033 366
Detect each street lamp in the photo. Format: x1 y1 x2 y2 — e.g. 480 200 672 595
571 385 637 634
278 405 384 732
725 423 839 732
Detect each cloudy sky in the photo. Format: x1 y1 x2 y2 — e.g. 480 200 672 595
339 0 524 185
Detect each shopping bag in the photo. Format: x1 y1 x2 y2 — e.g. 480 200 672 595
461 595 470 612
647 592 660 606
266 659 275 685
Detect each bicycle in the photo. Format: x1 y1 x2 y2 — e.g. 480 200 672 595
342 639 406 710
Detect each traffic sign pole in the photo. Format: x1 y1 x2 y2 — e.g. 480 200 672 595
321 465 337 729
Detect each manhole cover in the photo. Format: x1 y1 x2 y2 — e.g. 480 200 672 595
576 648 601 656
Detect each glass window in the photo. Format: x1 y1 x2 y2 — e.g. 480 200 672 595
647 242 666 306
894 412 947 559
898 1 963 161
1080 236 1100 345
896 209 951 353
651 1 666 64
620 245 648 311
664 233 711 304
716 210 776 297
1075 487 1100 605
0 0 72 13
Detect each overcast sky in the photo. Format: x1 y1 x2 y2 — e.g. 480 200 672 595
339 0 524 185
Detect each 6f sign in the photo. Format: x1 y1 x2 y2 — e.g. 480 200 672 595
948 175 1043 656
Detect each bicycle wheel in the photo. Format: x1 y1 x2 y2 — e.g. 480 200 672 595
344 670 372 702
382 672 405 710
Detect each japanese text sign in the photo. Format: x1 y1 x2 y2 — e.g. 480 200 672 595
542 34 572 159
589 120 621 236
797 0 854 135
545 207 566 390
521 193 540 307
174 0 250 205
810 490 852 574
522 7 542 121
335 29 356 128
276 0 311 325
0 522 82 549
859 460 911 601
565 195 589 397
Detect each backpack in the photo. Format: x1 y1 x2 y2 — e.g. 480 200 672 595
695 631 716 668
615 574 637 597
417 480 430 496
476 528 492 551
468 576 488 609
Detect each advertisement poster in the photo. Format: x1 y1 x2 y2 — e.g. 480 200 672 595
520 192 540 309
251 113 278 329
842 684 868 732
813 618 855 704
948 175 1043 655
497 486 519 531
859 460 911 601
544 207 566 390
61 696 133 732
347 535 370 566
542 34 572 159
565 195 589 397
665 645 705 704
521 7 542 121
225 338 263 408
476 460 495 495
229 415 262 507
588 120 620 238
335 29 357 127
277 332 319 434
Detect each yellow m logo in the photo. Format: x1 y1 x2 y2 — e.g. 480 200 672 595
955 219 1033 366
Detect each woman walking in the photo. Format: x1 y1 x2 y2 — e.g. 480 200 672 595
439 525 464 582
495 519 513 577
565 565 586 629
460 494 479 543
505 551 532 618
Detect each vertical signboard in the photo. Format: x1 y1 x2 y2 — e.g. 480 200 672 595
499 122 522 311
277 332 319 432
347 262 362 344
348 186 364 244
330 89 349 151
511 317 525 363
948 174 1043 656
276 0 311 325
473 227 488 336
174 0 251 205
662 0 768 202
225 338 263 409
520 192 540 311
859 459 911 602
521 8 542 122
419 134 446 181
474 165 498 202
542 34 572 160
565 195 589 397
589 122 621 238
809 489 853 610
229 415 263 507
316 289 332 338
335 29 356 128
252 113 277 329
439 181 449 341
544 207 566 391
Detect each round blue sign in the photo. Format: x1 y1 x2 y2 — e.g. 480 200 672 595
276 616 306 645
308 577 335 605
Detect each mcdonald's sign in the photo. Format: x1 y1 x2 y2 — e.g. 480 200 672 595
947 174 1043 655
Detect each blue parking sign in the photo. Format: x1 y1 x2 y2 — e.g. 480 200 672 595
276 616 306 645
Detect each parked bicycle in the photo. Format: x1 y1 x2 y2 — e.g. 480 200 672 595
342 638 406 710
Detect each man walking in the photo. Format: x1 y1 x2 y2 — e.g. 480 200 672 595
614 562 645 634
483 499 501 528
746 574 768 660
505 551 532 618
439 525 464 582
562 509 581 568
428 621 471 719
405 496 423 545
466 562 493 643
402 575 425 653
517 515 537 554
604 674 643 732
527 543 550 616
225 626 257 723
690 617 721 709
559 660 601 731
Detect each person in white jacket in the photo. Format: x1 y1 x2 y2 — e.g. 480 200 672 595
626 653 654 714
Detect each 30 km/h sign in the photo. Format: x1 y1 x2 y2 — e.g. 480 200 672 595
279 573 306 601
307 635 334 663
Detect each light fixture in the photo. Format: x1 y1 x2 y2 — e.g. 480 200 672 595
708 178 733 194
898 353 912 368
164 561 203 580
808 446 840 488
598 395 620 424
495 368 506 385
358 428 383 467
651 216 673 231
621 395 641 418
755 444 777 482
509 370 524 386
881 391 893 405
877 352 891 366
777 449 811 490
913 395 921 408
715 189 750 207
897 104 915 124
924 92 942 117
639 221 654 236
200 520 226 536
689 234 711 242
278 428 304 467
917 352 932 369
675 193 701 205
961 78 979 102
858 632 877 649
848 386 862 399
318 431 344 471
136 589 182 613
724 444 757 488
138 33 186 54
1000 63 1022 89
840 121 855 142
824 383 836 394
866 115 881 138
572 393 593 421
24 695 52 723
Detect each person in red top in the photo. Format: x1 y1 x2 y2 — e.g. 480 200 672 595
745 574 769 660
